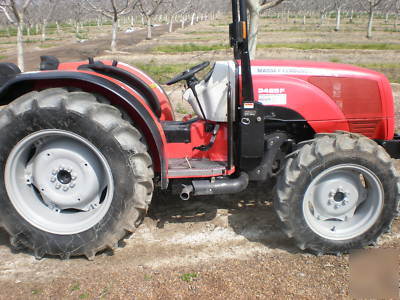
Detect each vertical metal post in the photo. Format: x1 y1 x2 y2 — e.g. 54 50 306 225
238 0 254 102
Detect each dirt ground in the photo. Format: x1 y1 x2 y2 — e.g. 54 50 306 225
0 16 399 299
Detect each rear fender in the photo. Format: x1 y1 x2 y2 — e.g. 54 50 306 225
58 60 175 121
0 71 169 189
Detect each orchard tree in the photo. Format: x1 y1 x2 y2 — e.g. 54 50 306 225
334 0 348 31
359 0 387 38
37 0 58 42
246 0 285 59
137 0 164 40
85 0 136 52
0 0 33 71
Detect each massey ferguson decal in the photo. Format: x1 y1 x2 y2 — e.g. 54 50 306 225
257 88 287 105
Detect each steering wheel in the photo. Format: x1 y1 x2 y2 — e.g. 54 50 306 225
166 61 210 85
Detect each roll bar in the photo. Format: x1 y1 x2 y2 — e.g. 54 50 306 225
230 0 254 102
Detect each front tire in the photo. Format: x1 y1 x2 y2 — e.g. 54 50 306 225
0 88 154 259
274 132 400 254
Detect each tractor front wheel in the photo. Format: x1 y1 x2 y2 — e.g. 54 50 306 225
0 88 154 259
274 132 400 254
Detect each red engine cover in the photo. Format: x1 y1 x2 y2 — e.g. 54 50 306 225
239 60 395 140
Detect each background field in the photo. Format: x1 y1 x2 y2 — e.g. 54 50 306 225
0 14 399 299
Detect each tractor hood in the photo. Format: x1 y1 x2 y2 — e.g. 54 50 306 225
243 60 395 140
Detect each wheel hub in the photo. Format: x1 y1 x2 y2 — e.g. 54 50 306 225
28 138 106 212
57 169 72 185
303 164 384 240
5 130 114 235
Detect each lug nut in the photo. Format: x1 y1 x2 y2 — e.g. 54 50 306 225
71 173 77 180
67 167 72 172
70 183 75 188
63 186 69 191
52 169 58 175
55 183 61 189
327 200 332 206
50 177 56 183
334 204 339 209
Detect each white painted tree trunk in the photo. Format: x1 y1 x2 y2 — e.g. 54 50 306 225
111 18 118 51
367 9 374 38
146 16 152 40
56 21 60 35
181 16 185 29
17 22 25 72
349 9 354 24
169 15 174 33
191 13 195 26
41 19 47 42
248 6 260 59
395 14 399 31
335 7 341 31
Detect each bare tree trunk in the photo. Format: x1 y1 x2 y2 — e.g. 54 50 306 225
335 7 341 31
248 7 260 59
181 16 185 29
17 22 25 72
146 16 152 39
367 9 374 38
349 9 354 24
395 13 399 31
111 17 118 51
169 15 173 32
56 21 60 35
191 13 195 25
41 19 47 42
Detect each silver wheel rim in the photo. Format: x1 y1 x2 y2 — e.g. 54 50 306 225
5 129 114 235
302 164 384 240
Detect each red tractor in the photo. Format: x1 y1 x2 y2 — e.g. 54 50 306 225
0 0 398 260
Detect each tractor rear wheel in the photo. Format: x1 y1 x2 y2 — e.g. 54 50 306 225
0 88 154 259
274 132 400 255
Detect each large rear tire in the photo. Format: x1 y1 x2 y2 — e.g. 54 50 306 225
0 88 154 259
274 132 400 255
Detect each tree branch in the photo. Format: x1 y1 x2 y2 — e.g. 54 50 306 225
0 5 15 24
260 0 285 12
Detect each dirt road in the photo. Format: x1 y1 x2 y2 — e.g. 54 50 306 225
0 188 398 299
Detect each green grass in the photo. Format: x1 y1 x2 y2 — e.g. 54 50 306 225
79 293 89 299
31 289 42 295
355 63 400 83
70 283 81 291
133 62 191 83
38 43 56 48
154 43 228 53
180 272 198 282
0 55 5 60
258 42 400 51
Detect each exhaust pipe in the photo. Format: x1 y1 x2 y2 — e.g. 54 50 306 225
180 184 194 201
179 172 249 200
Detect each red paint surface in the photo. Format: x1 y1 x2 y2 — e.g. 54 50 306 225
239 60 395 140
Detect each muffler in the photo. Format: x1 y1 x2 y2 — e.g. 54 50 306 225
179 172 249 200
